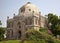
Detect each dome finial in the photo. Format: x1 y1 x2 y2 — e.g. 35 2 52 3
27 2 31 4
13 13 15 17
7 16 9 20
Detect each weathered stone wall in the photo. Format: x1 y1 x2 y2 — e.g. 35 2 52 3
6 2 47 39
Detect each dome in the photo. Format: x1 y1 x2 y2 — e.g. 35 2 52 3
18 2 40 16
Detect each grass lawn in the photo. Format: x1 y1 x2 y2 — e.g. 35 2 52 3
0 40 20 43
0 40 60 43
0 40 45 43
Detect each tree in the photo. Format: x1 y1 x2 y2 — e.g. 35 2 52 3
0 27 5 41
56 17 60 35
0 20 5 41
46 13 60 36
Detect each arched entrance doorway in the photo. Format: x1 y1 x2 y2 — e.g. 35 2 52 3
18 31 21 39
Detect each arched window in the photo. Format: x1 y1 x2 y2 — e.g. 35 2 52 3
12 22 13 28
11 30 13 37
25 19 28 25
7 22 10 28
33 11 34 13
17 22 21 28
30 18 32 25
35 18 37 24
35 17 38 25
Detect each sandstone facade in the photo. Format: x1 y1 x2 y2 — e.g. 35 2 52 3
6 2 48 39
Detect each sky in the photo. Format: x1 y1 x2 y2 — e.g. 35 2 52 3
0 0 60 27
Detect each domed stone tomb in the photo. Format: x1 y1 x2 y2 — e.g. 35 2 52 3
6 2 47 39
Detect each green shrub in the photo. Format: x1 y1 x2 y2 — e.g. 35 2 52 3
25 29 60 43
0 27 5 41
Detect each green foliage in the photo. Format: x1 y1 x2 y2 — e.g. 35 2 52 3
39 27 48 33
0 27 5 41
24 28 60 43
46 13 60 36
25 29 54 43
